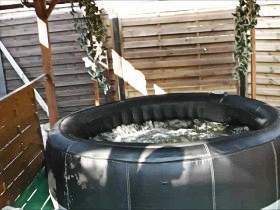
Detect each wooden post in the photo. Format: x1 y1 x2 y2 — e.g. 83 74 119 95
34 0 58 127
239 73 247 97
112 17 125 100
250 28 257 99
94 81 100 106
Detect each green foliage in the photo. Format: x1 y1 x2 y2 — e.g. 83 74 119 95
233 0 260 79
71 0 110 94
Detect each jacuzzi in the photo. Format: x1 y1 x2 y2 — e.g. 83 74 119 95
46 93 280 210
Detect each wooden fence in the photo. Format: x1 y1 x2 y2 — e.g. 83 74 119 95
116 10 237 98
0 84 44 208
0 5 116 121
1 4 279 115
248 4 280 107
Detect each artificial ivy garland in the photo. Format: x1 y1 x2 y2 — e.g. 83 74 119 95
71 0 110 94
233 0 260 80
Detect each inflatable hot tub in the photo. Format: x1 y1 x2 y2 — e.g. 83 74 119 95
46 93 280 210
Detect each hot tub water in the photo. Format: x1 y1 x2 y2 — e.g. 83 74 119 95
94 119 250 144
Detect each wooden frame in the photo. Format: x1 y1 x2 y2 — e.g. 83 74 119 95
31 0 102 125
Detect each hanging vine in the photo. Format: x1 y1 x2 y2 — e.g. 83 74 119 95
233 0 260 79
70 0 110 94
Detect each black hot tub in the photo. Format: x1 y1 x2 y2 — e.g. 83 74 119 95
46 93 280 210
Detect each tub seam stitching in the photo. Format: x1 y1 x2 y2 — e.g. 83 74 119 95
126 163 131 210
64 143 74 210
204 144 216 210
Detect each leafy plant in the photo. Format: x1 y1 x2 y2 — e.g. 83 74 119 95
233 0 260 80
71 0 110 94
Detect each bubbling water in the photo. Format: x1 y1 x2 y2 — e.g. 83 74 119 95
93 119 250 144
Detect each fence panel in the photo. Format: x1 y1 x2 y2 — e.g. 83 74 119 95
249 4 280 107
117 10 237 98
0 84 44 208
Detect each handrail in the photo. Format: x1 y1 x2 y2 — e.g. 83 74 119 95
0 41 49 116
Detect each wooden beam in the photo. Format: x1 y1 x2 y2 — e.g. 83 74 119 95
94 81 100 106
33 0 47 20
21 0 78 8
34 0 58 127
250 28 257 99
112 17 125 100
46 0 58 18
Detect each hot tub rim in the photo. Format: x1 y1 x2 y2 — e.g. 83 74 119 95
49 93 280 157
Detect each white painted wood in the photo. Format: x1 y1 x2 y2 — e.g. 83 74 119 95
0 40 49 115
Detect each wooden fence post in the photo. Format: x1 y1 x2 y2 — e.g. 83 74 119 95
239 73 247 97
250 28 257 99
94 81 100 106
34 0 58 127
112 17 125 100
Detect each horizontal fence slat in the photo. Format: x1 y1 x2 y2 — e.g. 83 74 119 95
140 67 234 80
129 56 234 69
122 20 234 38
121 10 234 26
124 44 234 59
127 76 236 90
123 34 234 49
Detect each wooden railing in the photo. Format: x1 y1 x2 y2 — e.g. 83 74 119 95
0 79 44 208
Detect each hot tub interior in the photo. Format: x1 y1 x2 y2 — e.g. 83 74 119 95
94 119 250 144
60 94 273 144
